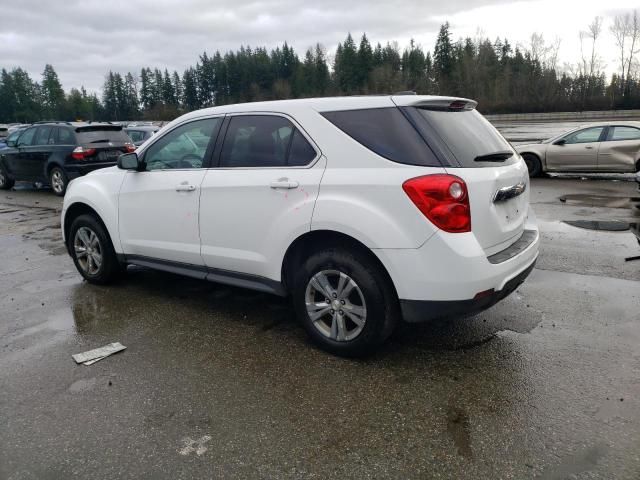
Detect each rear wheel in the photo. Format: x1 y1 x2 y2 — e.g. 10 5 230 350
292 247 398 357
0 166 15 190
522 153 542 177
49 166 68 196
68 214 122 284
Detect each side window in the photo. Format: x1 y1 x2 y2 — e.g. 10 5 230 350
57 128 75 145
17 127 36 147
220 115 294 168
144 118 221 171
34 126 53 146
608 126 640 141
322 108 439 166
288 129 317 166
564 127 604 144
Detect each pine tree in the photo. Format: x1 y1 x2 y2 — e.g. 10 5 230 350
357 33 374 90
41 64 65 119
434 22 454 92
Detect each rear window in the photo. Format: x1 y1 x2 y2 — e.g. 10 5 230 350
321 108 440 167
407 108 518 167
76 126 130 145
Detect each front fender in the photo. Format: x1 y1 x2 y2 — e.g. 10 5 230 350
62 169 125 252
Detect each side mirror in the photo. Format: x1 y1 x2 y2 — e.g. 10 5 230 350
117 152 143 171
6 139 16 148
554 139 566 146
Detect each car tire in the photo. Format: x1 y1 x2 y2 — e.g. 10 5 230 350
68 214 122 285
49 166 68 196
0 165 15 190
292 247 399 357
522 153 543 177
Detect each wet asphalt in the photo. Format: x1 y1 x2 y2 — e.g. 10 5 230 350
1 176 639 479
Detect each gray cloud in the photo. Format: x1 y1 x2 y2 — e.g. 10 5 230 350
0 0 521 92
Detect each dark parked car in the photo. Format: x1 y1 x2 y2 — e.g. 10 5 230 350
0 121 135 196
125 125 159 147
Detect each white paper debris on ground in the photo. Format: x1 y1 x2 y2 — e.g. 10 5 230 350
72 342 126 365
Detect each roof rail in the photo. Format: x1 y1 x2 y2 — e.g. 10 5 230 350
393 91 417 96
32 120 72 125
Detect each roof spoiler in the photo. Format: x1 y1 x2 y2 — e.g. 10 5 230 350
392 96 478 111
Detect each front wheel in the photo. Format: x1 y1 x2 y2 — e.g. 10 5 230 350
292 248 399 357
49 166 68 196
68 214 122 284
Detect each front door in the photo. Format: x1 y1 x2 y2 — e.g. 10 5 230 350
118 117 223 266
199 114 325 280
5 126 37 180
545 126 604 171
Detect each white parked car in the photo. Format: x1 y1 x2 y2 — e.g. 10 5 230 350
61 95 539 356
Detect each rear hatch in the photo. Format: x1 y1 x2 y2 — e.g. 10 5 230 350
75 125 133 162
398 98 530 253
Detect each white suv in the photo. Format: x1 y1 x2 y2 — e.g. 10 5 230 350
61 95 539 356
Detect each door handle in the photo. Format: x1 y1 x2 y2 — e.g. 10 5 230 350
175 184 196 192
585 146 594 149
270 179 299 189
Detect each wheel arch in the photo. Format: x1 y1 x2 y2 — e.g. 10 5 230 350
281 229 398 298
63 202 116 256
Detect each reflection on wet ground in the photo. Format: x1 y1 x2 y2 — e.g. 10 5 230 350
564 219 637 233
559 194 640 213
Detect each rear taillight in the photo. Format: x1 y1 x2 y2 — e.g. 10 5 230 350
402 174 471 233
124 143 136 153
71 146 96 160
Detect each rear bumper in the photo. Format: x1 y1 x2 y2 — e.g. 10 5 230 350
400 259 536 323
64 161 117 179
373 206 539 322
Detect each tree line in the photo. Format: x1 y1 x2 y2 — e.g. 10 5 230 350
1 12 639 123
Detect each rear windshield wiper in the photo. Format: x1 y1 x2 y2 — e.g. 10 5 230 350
89 139 111 143
474 151 514 162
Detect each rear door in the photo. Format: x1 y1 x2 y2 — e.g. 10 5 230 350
402 103 530 254
199 114 324 279
118 117 222 266
545 126 604 171
597 125 640 172
29 125 54 179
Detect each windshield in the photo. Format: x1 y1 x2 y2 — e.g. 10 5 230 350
408 107 518 167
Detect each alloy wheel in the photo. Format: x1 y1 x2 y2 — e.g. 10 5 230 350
305 270 367 341
51 170 64 193
73 226 103 275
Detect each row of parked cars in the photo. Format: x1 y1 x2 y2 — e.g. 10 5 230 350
0 122 159 195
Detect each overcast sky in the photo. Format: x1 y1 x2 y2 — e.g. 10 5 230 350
0 0 638 93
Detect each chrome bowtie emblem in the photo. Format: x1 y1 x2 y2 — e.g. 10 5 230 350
493 181 527 202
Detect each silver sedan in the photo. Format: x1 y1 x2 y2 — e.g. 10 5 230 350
516 122 640 177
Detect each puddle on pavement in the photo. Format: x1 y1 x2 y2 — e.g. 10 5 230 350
563 220 640 241
559 194 640 212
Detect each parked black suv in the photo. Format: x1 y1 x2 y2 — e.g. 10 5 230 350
0 121 135 196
